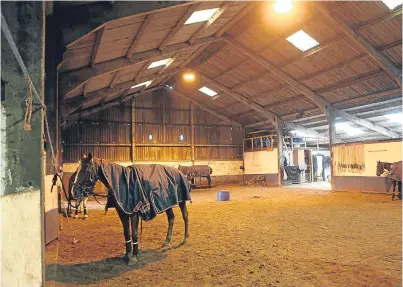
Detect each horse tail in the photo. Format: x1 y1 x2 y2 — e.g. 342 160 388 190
209 167 213 174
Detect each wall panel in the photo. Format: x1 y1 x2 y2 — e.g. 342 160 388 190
63 90 242 162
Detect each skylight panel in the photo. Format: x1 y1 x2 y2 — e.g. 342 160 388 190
148 58 172 69
382 0 403 10
385 112 403 124
335 122 364 136
286 30 319 52
185 8 219 25
131 80 152 89
199 86 217 97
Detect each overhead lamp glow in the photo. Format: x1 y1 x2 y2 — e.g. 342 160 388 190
185 8 219 25
131 80 152 89
148 58 172 69
385 112 403 124
183 71 196 82
335 122 364 136
382 0 403 9
199 86 217 97
287 30 319 52
274 0 293 14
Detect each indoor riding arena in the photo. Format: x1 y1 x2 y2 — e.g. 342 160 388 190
1 1 402 287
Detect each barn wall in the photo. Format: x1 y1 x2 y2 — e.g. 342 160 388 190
62 90 244 183
332 140 402 192
243 149 279 186
1 2 45 286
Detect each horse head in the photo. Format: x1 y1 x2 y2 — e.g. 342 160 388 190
376 161 384 176
72 153 101 197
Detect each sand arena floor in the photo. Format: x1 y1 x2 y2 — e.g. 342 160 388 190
46 185 402 287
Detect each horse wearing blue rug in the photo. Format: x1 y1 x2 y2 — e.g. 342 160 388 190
72 153 191 264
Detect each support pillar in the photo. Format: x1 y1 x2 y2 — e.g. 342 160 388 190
328 109 336 191
276 120 284 186
190 102 195 164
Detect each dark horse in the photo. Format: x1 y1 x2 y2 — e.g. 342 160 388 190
72 153 192 263
178 165 213 188
376 161 402 200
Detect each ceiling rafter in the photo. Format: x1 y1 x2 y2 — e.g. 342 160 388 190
199 73 325 138
63 69 181 116
65 86 161 124
166 88 242 129
317 5 402 86
126 14 155 58
158 3 201 51
215 3 256 37
60 35 223 99
353 7 402 32
188 2 231 44
225 37 399 138
90 26 105 68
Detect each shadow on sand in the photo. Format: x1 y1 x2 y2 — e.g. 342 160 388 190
46 249 167 285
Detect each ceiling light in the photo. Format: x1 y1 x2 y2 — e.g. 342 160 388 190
131 80 152 89
199 86 217 97
183 71 196 82
286 30 319 52
335 122 364 136
185 8 219 25
385 112 403 124
274 0 293 14
148 58 172 69
382 0 403 9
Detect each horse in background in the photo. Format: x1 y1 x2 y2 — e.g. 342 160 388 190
178 165 213 188
376 161 402 200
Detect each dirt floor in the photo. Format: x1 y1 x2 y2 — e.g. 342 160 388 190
46 185 402 287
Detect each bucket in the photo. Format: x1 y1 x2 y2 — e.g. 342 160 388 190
217 190 230 201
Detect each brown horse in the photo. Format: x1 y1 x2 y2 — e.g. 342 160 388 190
178 165 213 187
376 161 402 200
71 153 191 263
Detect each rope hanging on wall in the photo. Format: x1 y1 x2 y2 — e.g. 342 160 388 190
333 144 365 173
23 77 33 131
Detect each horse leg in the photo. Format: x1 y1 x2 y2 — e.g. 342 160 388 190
179 201 189 245
117 209 132 263
161 208 174 248
130 214 139 260
392 181 396 201
399 182 402 200
207 175 211 188
73 200 79 219
83 196 88 219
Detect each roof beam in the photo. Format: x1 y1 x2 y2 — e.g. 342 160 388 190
225 37 400 138
215 3 256 37
317 5 402 86
354 7 402 32
159 3 200 51
60 1 192 47
62 69 181 116
65 86 161 124
126 14 154 58
60 35 223 99
188 2 230 44
199 73 280 127
335 109 399 138
166 88 242 129
90 26 105 67
224 36 332 116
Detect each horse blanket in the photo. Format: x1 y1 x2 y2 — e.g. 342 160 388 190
388 161 402 182
101 163 191 221
284 166 301 181
178 165 212 177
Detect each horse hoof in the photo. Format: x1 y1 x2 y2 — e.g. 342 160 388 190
73 215 78 219
161 242 169 249
83 215 88 219
123 254 130 263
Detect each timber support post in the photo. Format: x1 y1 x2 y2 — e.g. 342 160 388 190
190 102 195 164
328 109 336 191
276 120 284 187
131 99 136 162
